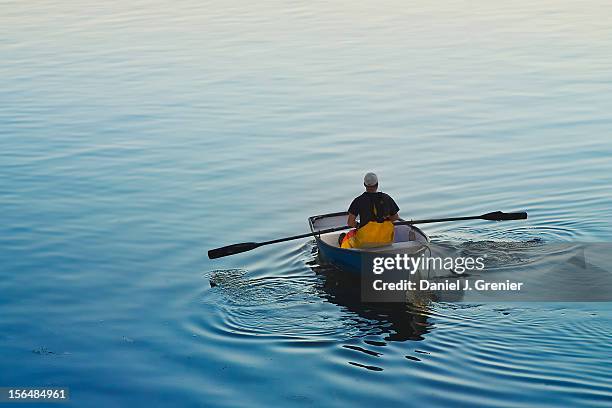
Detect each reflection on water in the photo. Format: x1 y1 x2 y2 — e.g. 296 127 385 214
207 265 432 344
207 259 434 374
309 261 432 343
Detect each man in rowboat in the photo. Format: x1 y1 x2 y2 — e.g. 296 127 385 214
340 172 400 248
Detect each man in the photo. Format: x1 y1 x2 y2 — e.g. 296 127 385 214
340 172 400 248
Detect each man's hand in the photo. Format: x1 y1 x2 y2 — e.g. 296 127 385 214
347 213 358 228
387 213 399 222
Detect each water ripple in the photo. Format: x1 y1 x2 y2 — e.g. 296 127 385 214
204 269 363 341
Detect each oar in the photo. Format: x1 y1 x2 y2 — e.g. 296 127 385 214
395 210 527 225
208 211 527 259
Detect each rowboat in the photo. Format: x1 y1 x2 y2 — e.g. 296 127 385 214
309 212 430 274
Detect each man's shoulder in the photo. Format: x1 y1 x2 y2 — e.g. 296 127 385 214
380 192 399 210
348 194 364 212
353 192 368 201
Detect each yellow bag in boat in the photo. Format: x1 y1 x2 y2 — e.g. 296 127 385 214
340 229 357 249
348 221 395 248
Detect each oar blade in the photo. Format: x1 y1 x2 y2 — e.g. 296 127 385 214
208 242 260 259
482 211 528 221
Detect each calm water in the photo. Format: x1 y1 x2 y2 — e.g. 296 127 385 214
2 1 612 406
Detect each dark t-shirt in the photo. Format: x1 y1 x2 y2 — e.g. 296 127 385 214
348 192 399 227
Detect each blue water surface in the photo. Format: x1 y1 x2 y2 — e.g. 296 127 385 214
1 1 612 406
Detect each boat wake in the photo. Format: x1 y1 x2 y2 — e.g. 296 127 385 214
205 267 368 342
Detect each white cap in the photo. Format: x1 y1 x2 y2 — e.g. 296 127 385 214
364 172 378 186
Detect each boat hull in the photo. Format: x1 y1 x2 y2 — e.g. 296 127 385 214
315 236 364 274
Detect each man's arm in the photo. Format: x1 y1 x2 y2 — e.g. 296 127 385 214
387 195 400 222
347 213 358 228
387 212 399 222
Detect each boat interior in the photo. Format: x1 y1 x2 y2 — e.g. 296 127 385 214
310 212 429 253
